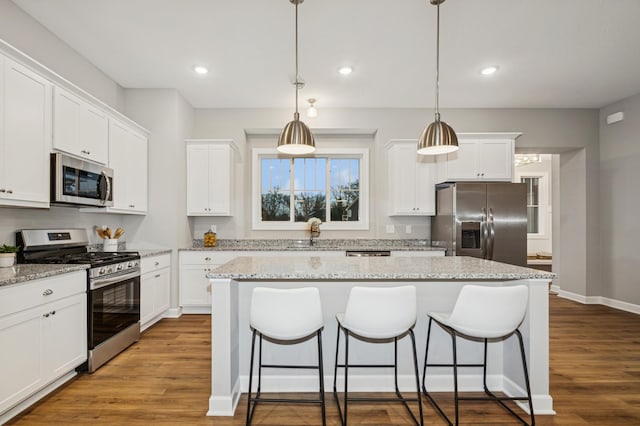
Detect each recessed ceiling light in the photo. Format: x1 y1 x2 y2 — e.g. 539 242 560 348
481 66 498 76
338 66 353 76
194 66 209 75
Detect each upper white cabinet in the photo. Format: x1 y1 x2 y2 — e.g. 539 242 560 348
107 119 148 214
186 139 237 216
0 55 52 208
53 86 108 164
387 140 436 216
436 133 519 183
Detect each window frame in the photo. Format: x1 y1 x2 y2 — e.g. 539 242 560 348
517 172 549 239
252 147 369 231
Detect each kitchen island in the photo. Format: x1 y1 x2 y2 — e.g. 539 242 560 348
207 255 556 417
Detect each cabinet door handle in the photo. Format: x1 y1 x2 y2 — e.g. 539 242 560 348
6 189 12 194
51 310 56 316
154 274 161 278
43 313 50 318
204 257 211 261
81 149 91 155
155 261 160 266
43 289 54 296
0 189 5 193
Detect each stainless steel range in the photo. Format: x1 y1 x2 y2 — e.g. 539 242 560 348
17 228 141 373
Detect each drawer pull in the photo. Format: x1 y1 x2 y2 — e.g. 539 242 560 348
155 261 160 266
51 310 56 315
43 289 54 296
155 274 161 278
43 313 50 318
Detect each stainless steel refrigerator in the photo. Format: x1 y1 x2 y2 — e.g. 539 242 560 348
431 182 528 267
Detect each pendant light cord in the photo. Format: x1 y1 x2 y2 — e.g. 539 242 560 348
434 1 440 118
294 0 300 116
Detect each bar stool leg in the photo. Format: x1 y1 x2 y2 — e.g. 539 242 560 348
516 329 535 426
246 329 257 426
343 329 350 426
257 335 263 395
409 329 425 426
452 332 459 426
317 330 326 426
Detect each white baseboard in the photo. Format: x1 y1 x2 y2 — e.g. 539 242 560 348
556 290 640 314
181 306 211 314
503 374 556 415
164 307 182 318
207 378 241 416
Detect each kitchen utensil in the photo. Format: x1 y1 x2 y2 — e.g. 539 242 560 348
104 227 112 239
113 228 124 239
96 228 107 239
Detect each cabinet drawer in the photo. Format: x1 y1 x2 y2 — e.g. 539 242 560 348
141 254 171 274
180 251 237 266
0 271 86 318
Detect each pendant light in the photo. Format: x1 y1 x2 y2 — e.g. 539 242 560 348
277 0 315 155
417 0 458 156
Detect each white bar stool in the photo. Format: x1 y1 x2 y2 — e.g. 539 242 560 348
246 287 326 425
333 285 423 426
422 284 535 426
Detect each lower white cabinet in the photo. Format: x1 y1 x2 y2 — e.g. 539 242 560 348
179 250 345 313
0 271 86 422
140 254 171 331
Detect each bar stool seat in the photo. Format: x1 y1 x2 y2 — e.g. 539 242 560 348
333 285 423 426
246 287 326 426
422 284 535 426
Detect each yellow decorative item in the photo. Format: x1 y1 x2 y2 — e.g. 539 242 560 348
204 225 217 248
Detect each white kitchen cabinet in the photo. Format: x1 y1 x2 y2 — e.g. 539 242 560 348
186 139 237 216
0 55 52 208
387 140 436 216
436 134 519 183
140 254 171 331
52 86 108 164
107 119 148 214
0 271 86 422
179 251 238 313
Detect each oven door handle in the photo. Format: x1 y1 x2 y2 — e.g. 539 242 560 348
90 270 139 290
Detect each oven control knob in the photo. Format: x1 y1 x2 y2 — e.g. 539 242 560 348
99 268 106 275
127 262 134 268
107 267 114 274
117 264 124 271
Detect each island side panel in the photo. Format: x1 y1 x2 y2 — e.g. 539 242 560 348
208 278 241 416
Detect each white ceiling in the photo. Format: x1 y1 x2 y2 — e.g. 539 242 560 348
12 0 640 109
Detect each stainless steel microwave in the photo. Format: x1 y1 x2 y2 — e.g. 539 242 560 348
51 153 113 207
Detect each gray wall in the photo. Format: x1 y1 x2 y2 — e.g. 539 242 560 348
122 89 194 307
193 107 600 299
600 92 640 305
0 0 124 110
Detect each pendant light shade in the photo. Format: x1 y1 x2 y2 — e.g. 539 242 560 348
278 112 315 154
277 0 315 155
418 0 458 156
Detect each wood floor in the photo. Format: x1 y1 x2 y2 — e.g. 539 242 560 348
7 295 640 425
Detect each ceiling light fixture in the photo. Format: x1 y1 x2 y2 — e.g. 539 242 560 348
338 66 353 76
306 98 318 118
193 65 208 75
277 0 315 155
481 65 499 76
417 0 458 156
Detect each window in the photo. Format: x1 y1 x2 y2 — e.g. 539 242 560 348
521 177 540 233
253 148 369 230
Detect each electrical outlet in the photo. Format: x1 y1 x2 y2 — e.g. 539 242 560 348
405 225 412 234
386 224 395 234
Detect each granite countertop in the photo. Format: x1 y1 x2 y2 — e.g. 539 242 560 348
182 239 444 252
0 264 89 288
135 248 172 258
208 255 557 281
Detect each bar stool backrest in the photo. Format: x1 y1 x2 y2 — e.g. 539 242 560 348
447 285 528 338
250 287 323 341
343 286 417 339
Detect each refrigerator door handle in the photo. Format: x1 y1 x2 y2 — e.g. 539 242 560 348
481 208 488 259
488 207 496 260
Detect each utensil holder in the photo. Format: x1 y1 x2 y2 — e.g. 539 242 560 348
103 239 118 252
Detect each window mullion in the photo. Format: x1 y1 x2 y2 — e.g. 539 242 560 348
289 158 295 223
325 158 331 223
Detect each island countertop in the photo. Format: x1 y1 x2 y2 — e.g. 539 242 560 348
208 255 556 281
